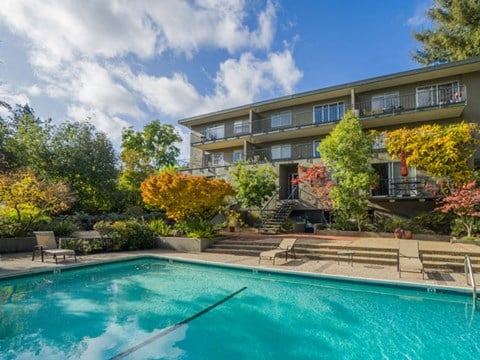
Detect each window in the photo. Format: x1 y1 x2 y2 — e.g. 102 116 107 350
371 92 399 112
416 86 436 107
232 151 244 163
313 102 344 124
271 112 292 128
206 124 224 140
271 144 291 160
233 119 249 134
207 153 224 167
313 140 321 158
416 81 459 107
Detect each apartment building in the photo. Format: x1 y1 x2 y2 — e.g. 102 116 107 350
179 56 480 221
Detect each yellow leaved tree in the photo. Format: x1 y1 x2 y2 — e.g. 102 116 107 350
141 170 235 221
0 169 74 235
384 122 480 186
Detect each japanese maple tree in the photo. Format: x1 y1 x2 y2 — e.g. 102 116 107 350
435 180 480 237
141 170 235 221
292 163 334 210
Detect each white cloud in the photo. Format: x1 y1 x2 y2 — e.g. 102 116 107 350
0 83 30 118
407 1 432 27
0 0 302 162
67 105 131 148
147 0 276 56
119 49 302 118
202 49 303 113
23 84 42 97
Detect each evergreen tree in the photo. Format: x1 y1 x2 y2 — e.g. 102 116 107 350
413 0 480 65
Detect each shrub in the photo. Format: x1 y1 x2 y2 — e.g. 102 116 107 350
0 207 50 237
451 217 480 238
93 219 157 250
174 219 216 239
379 216 405 233
149 218 171 237
36 217 78 236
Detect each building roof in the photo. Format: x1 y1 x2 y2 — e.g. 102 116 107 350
179 56 480 127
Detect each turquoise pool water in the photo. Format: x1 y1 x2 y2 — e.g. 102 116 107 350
0 257 479 359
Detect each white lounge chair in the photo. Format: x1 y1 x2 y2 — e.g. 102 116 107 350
398 238 424 279
32 231 77 264
258 238 297 265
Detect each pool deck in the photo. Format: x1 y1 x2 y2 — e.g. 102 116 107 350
1 232 480 290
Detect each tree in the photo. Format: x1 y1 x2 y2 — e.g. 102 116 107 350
0 169 74 235
141 170 235 221
2 104 53 174
291 163 334 210
120 120 182 205
385 122 479 186
435 180 480 237
413 0 480 65
49 121 118 212
227 160 278 209
319 111 377 231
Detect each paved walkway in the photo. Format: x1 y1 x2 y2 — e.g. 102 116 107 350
2 231 480 290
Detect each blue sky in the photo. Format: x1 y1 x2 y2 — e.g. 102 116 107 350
0 0 432 161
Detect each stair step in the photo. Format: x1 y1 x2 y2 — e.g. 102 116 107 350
204 248 261 256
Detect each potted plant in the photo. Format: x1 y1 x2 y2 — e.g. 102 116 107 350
227 211 240 232
394 227 403 239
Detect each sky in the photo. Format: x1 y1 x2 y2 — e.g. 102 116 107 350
0 0 434 162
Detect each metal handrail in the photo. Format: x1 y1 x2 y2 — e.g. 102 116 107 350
464 255 477 309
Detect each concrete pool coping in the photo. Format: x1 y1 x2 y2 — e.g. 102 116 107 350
1 247 479 293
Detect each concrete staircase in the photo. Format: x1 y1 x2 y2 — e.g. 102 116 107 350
260 200 296 234
205 238 480 271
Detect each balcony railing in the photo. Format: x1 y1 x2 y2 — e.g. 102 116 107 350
191 85 467 145
355 84 466 117
371 176 445 198
202 142 319 168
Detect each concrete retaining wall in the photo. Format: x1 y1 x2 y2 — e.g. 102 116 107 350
0 237 36 253
157 236 215 252
314 228 451 242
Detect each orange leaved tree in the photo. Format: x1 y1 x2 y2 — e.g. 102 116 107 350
141 171 235 221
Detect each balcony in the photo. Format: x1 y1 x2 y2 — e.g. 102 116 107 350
191 84 467 150
355 84 467 128
199 142 319 169
371 177 444 200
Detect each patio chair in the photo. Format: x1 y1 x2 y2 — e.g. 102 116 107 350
32 231 77 264
397 238 424 279
258 238 297 265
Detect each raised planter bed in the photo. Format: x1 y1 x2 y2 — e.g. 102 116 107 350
314 228 451 242
0 237 36 253
157 236 215 252
450 238 480 246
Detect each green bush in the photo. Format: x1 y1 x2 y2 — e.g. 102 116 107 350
0 208 50 237
93 219 157 250
36 217 78 236
405 212 454 235
174 219 216 239
378 215 405 233
149 218 171 236
450 217 480 238
72 211 166 230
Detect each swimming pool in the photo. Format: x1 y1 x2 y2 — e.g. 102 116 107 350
0 256 479 359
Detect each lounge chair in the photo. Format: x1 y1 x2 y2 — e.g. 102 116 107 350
258 238 297 265
32 231 77 264
397 238 424 279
